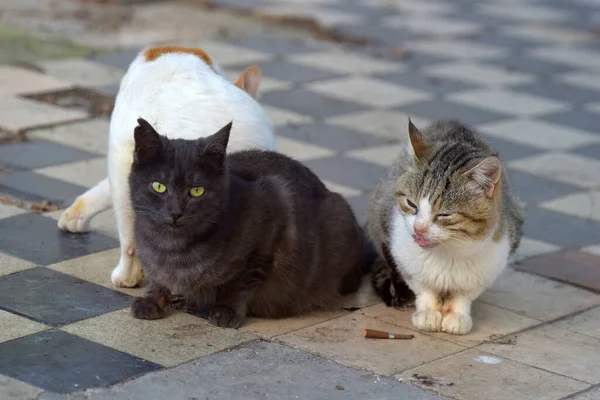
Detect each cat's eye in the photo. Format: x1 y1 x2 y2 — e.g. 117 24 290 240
189 186 205 197
434 213 453 220
152 181 167 193
406 199 418 210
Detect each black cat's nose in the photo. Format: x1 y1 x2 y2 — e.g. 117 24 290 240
170 212 183 223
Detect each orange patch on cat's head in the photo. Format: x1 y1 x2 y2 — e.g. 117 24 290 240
144 46 216 72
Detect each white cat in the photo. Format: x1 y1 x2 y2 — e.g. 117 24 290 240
58 46 276 288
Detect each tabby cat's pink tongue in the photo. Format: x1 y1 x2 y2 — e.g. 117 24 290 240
414 237 436 248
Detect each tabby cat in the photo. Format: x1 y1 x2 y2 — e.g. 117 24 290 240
368 120 524 335
129 118 367 328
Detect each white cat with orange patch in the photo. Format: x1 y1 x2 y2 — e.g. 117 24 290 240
58 46 276 288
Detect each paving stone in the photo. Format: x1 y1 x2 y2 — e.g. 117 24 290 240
483 54 576 75
0 253 37 277
28 119 110 155
259 60 342 84
91 50 140 69
0 267 130 326
480 324 600 384
514 250 600 293
553 305 600 341
500 24 596 45
570 387 600 400
303 156 386 191
529 46 600 69
345 192 372 225
322 180 362 197
0 376 43 400
289 51 401 75
0 309 47 344
39 59 125 87
192 41 273 68
448 89 568 117
482 136 542 162
277 312 464 376
398 99 510 125
241 310 348 339
560 70 600 93
426 62 534 86
399 348 589 400
541 190 600 222
276 122 391 152
476 3 573 22
360 302 541 348
275 136 334 161
522 207 600 247
0 329 161 393
34 158 107 188
511 237 560 263
0 65 72 95
479 268 600 321
515 80 600 104
478 119 600 150
62 309 256 367
262 105 313 127
374 70 477 95
509 152 600 189
0 96 88 133
0 213 118 266
0 171 91 207
222 68 291 94
0 203 27 219
347 143 405 167
583 244 600 256
0 140 98 170
261 89 367 119
328 110 431 140
307 76 431 108
541 109 600 134
41 341 448 400
405 39 507 60
227 35 325 55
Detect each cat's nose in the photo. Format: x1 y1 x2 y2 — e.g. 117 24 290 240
414 223 429 236
170 212 183 223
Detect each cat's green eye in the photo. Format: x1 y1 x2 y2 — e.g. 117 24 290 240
152 182 167 193
189 186 205 197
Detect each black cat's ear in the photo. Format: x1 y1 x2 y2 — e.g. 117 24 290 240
134 118 163 164
202 121 232 167
408 118 429 164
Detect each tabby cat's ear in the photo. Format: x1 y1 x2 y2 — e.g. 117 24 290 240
133 118 163 164
235 65 262 99
408 119 429 164
202 121 233 167
463 156 502 198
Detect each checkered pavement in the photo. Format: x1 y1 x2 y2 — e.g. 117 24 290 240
1 0 600 397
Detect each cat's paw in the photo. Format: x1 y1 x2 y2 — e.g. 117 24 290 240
208 306 244 329
131 297 166 320
441 313 472 335
58 197 91 233
111 254 144 288
412 310 442 332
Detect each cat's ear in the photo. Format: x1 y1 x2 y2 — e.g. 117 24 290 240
134 118 163 164
408 118 429 163
234 65 262 99
463 156 502 198
202 121 233 167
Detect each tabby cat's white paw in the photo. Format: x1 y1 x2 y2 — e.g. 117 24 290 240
412 310 442 332
441 313 472 335
58 197 90 233
111 255 144 288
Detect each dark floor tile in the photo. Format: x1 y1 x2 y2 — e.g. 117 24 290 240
259 60 342 84
521 207 600 247
90 50 140 69
514 81 600 104
336 23 422 45
261 89 367 119
345 192 372 226
485 55 576 76
0 213 118 266
483 136 543 162
304 155 385 191
471 33 544 53
277 123 390 152
0 171 89 208
0 329 161 393
374 71 476 95
572 143 600 160
0 140 98 170
211 0 265 8
541 109 600 134
505 169 581 204
514 250 600 293
398 100 510 125
0 267 131 325
227 35 324 54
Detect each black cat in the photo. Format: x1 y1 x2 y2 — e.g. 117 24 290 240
129 118 369 328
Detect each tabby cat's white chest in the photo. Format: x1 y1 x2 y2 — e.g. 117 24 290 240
389 208 509 294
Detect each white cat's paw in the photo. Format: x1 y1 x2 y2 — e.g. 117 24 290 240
441 313 472 335
412 310 442 332
111 254 144 288
58 197 91 232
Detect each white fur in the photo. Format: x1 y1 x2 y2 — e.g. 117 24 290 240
58 49 275 288
390 199 509 335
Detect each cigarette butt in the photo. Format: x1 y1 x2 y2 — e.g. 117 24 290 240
363 329 414 340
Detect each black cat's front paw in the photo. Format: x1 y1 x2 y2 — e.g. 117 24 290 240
208 305 244 329
131 297 167 320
